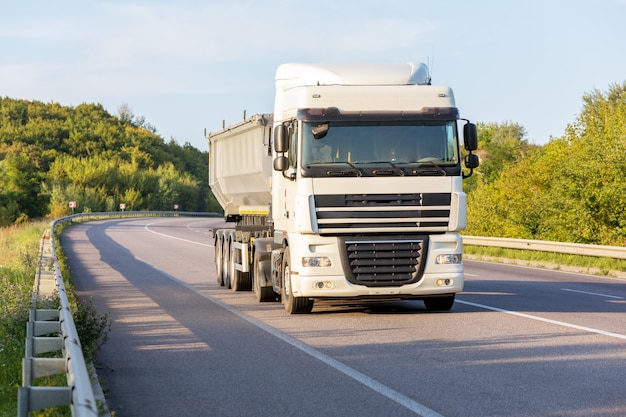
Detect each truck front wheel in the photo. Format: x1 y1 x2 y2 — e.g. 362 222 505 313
424 295 455 311
281 247 314 314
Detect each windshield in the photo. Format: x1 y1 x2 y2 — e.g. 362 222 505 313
301 121 459 175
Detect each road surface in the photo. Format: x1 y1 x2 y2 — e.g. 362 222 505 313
61 217 626 417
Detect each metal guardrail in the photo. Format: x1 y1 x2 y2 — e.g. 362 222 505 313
19 211 219 416
18 227 97 416
463 235 626 260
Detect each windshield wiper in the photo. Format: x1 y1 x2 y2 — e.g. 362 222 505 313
346 162 364 177
412 160 447 176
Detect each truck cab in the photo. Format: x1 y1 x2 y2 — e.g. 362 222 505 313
269 63 478 313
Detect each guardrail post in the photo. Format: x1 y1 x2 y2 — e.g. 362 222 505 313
18 386 72 416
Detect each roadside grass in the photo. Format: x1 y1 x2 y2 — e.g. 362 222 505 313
0 221 110 417
0 221 48 417
464 245 626 277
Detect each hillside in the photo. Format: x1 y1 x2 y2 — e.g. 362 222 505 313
0 97 220 226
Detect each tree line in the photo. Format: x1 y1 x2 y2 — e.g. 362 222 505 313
0 98 221 226
465 82 626 247
2 82 626 247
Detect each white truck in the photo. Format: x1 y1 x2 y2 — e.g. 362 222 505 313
208 62 479 314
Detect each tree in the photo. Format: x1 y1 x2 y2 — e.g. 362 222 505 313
466 82 626 246
464 122 538 194
541 83 626 244
0 143 49 225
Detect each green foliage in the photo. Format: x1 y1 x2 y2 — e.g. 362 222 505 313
463 121 539 193
0 267 31 416
0 222 47 417
0 142 50 224
0 97 217 226
466 82 626 246
70 297 111 363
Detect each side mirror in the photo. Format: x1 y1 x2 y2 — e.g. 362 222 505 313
464 153 479 170
273 155 289 171
463 123 478 151
274 124 289 153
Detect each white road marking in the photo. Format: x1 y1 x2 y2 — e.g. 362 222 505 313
561 288 624 300
144 221 213 247
456 299 626 341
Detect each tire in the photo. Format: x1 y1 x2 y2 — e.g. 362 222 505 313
281 247 314 314
222 235 231 289
253 250 275 302
424 294 455 311
215 234 224 286
230 238 251 291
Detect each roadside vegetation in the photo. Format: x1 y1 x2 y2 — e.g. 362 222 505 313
0 221 110 417
0 98 221 227
464 82 626 248
0 222 45 417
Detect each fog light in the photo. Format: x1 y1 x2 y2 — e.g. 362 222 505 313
314 281 334 289
436 278 454 286
436 254 462 264
302 257 332 267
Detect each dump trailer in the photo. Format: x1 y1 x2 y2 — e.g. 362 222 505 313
209 62 479 314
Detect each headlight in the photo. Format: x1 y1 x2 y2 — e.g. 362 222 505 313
435 254 462 264
302 257 332 267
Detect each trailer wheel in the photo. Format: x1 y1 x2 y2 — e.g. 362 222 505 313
215 233 224 286
222 235 231 289
230 238 251 291
281 247 314 314
424 295 455 311
253 251 275 302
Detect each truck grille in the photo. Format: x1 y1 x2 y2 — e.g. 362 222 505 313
341 236 427 287
314 193 450 234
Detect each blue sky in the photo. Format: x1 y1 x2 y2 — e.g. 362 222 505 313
1 0 624 151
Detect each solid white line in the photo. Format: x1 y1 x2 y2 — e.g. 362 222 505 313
159 271 445 417
561 288 624 300
144 221 213 247
456 299 626 341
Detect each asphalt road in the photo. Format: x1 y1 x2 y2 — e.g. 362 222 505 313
61 217 626 417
